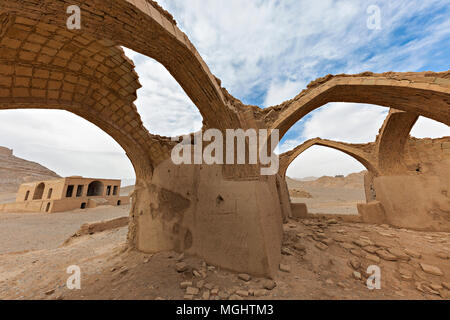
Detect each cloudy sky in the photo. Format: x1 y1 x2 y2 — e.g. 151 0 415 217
0 0 449 183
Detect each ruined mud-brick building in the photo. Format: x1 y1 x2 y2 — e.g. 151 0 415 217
0 177 130 213
0 1 448 277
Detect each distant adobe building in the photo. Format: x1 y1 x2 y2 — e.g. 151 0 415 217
0 177 130 213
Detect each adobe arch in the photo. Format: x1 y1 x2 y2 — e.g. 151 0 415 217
0 0 241 131
279 138 379 178
268 72 450 141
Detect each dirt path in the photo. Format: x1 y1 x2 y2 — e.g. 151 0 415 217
0 204 130 254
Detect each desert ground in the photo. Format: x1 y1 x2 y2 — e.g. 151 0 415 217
287 172 366 215
0 185 448 300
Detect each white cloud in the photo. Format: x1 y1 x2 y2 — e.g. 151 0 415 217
264 80 306 107
411 117 450 138
0 110 135 181
123 49 203 137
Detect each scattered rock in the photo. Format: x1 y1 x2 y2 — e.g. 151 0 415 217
362 246 378 254
349 259 361 270
186 287 199 295
420 263 443 276
254 289 268 297
236 290 249 297
365 253 380 264
352 271 362 280
436 252 450 260
180 281 193 289
184 294 194 300
350 249 363 257
176 262 188 273
442 282 450 290
376 249 397 261
177 253 185 261
202 291 210 300
404 249 422 259
211 288 219 296
45 289 55 296
263 280 277 290
196 280 205 289
238 273 251 282
279 264 291 273
353 238 373 247
315 242 328 251
294 243 306 252
229 294 244 300
281 247 294 256
387 248 410 261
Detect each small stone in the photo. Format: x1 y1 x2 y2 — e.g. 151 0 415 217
365 253 381 264
207 266 216 271
337 282 346 288
177 253 185 261
294 243 306 252
176 262 188 273
193 270 202 277
238 273 251 282
279 264 291 273
376 250 397 261
202 290 210 300
45 289 55 296
353 238 373 247
186 287 200 295
119 267 129 275
180 281 193 289
420 263 443 276
254 289 268 297
110 267 116 272
184 295 194 300
325 279 334 285
327 219 338 224
352 271 362 280
263 279 277 290
349 258 361 270
315 242 328 251
204 283 214 290
211 288 219 296
321 238 334 246
442 282 450 290
341 243 355 250
362 246 378 254
196 280 205 289
236 290 249 297
350 249 363 257
429 283 443 291
218 291 229 299
436 252 450 260
404 249 422 259
229 294 244 300
281 247 294 256
387 248 410 261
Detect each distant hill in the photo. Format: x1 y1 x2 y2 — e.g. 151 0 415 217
287 171 366 190
0 146 60 193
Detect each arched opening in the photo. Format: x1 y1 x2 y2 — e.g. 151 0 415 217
45 202 51 212
80 202 87 210
32 183 45 200
286 146 367 215
117 200 121 206
24 190 30 201
122 48 204 137
47 188 53 199
87 181 104 197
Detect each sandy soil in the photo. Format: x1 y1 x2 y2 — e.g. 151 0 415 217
0 215 448 300
0 204 130 254
0 193 17 204
291 185 365 215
